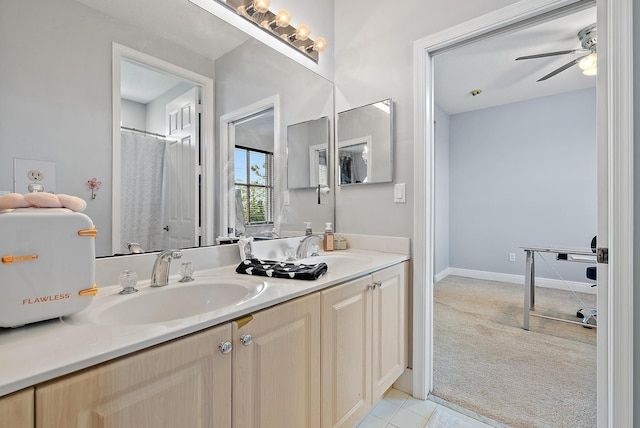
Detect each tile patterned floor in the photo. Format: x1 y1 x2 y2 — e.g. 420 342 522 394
357 389 498 428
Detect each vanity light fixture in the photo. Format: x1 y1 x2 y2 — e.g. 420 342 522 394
227 0 327 62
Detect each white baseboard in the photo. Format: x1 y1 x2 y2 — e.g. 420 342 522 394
439 267 596 295
434 267 451 283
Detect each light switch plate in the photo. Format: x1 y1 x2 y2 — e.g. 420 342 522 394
283 190 290 206
394 183 406 203
14 159 56 194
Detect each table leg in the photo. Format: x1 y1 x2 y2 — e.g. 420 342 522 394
524 250 535 330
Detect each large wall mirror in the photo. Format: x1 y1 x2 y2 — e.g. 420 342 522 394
337 99 394 185
0 0 334 257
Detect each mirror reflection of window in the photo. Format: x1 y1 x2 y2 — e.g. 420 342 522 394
234 147 274 225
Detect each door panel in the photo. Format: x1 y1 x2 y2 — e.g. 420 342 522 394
321 276 372 428
164 87 200 249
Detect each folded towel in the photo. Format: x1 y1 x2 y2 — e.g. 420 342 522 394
0 193 87 212
236 258 328 281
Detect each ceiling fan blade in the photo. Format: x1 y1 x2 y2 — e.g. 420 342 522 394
536 57 584 81
515 49 589 60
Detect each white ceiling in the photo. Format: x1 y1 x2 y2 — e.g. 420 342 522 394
121 60 187 104
434 5 597 115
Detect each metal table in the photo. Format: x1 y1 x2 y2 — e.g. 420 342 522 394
522 246 596 330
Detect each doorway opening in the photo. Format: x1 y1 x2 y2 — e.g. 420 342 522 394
412 0 634 425
429 6 597 426
220 96 280 239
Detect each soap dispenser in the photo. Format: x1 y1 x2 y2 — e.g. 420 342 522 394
323 222 335 251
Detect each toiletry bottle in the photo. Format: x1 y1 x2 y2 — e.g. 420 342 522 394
323 222 335 251
305 222 313 236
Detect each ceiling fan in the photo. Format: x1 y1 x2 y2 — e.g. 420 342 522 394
515 23 597 82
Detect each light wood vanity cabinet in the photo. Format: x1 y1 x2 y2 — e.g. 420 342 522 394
321 263 408 428
15 261 405 428
35 323 233 428
232 293 321 428
0 387 34 428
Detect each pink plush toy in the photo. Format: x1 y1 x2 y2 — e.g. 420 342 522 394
0 193 87 212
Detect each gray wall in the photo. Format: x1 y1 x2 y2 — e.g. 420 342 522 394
121 99 145 129
0 0 216 256
333 0 520 239
434 105 450 275
448 88 596 282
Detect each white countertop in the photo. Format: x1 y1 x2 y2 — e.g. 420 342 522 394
0 248 408 397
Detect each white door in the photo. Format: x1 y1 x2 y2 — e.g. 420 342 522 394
164 87 200 249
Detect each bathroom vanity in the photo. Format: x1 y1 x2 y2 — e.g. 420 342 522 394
0 238 409 428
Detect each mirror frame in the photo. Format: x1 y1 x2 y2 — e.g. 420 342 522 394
112 43 216 254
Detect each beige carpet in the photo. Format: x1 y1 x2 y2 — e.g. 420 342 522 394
432 275 597 428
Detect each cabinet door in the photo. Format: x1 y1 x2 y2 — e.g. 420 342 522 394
0 388 34 428
371 263 408 399
36 324 232 428
233 293 320 428
321 276 372 428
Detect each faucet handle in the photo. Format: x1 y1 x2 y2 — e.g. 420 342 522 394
165 250 182 259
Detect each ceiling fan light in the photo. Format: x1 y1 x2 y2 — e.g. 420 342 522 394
578 53 597 71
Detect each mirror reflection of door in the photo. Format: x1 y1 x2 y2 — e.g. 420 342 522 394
232 108 275 237
119 59 200 254
309 145 328 187
338 137 371 185
164 87 200 250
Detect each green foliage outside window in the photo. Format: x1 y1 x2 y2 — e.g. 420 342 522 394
234 147 273 225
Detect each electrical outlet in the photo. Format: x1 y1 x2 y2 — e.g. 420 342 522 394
27 170 44 181
509 253 516 262
13 159 56 194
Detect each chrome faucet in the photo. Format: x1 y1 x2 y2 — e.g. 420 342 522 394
296 234 323 259
150 250 182 287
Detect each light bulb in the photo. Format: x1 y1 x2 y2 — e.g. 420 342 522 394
294 24 311 41
578 53 597 71
582 68 597 76
238 0 269 16
312 37 327 52
252 0 269 13
274 9 291 27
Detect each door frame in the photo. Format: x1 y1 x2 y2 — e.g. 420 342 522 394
111 43 215 254
411 0 633 426
219 95 281 238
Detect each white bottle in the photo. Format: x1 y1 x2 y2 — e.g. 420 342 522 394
323 222 334 251
305 222 313 236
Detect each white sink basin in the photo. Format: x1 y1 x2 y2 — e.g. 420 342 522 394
65 276 267 326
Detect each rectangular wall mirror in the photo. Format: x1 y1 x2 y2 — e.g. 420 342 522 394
337 99 394 185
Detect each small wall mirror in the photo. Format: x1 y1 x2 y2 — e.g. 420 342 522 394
337 99 393 185
287 117 330 189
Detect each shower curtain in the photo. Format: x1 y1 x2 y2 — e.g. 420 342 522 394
120 131 167 253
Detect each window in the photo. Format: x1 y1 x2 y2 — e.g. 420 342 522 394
234 146 274 224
